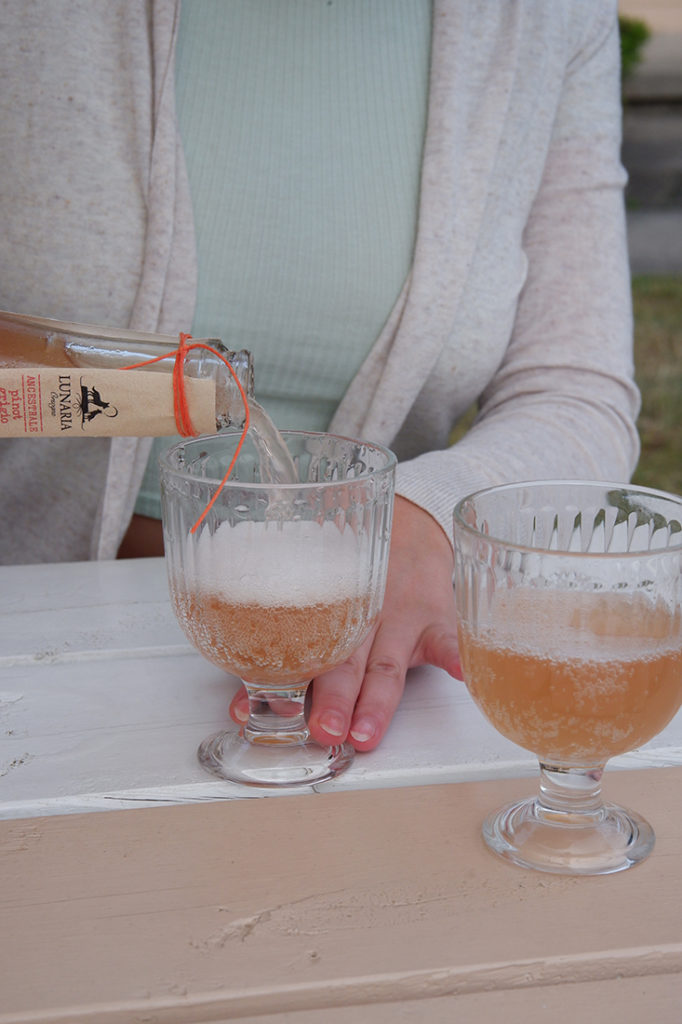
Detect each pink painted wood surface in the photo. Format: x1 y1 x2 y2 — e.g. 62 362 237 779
1 768 680 1022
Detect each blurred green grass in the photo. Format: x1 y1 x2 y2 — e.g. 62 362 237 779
631 275 682 496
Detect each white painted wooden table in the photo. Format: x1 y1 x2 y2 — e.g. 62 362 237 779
1 558 682 1023
2 557 681 820
0 557 675 819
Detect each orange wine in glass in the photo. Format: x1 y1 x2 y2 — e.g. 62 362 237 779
160 430 395 788
453 481 682 874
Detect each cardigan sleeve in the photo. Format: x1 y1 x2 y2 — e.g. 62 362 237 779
395 0 640 543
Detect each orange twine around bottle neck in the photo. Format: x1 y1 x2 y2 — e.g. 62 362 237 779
123 333 251 534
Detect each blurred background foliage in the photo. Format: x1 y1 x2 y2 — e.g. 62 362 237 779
631 276 682 495
619 15 651 81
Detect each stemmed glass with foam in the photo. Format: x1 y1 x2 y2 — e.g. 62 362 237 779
160 430 395 788
453 480 682 874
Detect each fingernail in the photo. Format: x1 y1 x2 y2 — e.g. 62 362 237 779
350 717 376 744
233 705 249 723
319 711 345 737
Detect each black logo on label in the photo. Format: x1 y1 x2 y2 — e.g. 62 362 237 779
53 375 119 431
76 379 119 427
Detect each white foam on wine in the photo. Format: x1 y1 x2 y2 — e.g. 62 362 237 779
481 587 681 663
187 518 369 606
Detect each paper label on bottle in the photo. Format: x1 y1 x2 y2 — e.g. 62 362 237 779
0 368 216 437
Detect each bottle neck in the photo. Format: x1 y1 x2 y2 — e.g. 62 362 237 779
184 343 254 429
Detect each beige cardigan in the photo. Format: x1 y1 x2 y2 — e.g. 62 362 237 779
0 0 638 563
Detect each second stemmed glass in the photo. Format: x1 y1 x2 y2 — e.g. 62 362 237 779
453 480 682 875
160 430 395 788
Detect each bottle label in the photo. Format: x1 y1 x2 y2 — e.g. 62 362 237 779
0 367 216 437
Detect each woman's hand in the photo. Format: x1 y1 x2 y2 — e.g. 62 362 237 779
229 496 462 750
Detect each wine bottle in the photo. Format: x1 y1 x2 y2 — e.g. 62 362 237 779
0 309 253 438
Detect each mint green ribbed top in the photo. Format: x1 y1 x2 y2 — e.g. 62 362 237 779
136 0 431 517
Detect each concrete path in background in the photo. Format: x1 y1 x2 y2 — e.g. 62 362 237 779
619 1 682 273
628 209 682 274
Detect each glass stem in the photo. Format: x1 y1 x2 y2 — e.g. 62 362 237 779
242 683 310 746
536 762 607 825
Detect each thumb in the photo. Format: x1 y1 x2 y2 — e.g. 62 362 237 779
418 623 462 680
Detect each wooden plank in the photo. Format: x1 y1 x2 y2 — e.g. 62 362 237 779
1 769 680 1022
2 558 682 820
0 558 188 663
184 976 682 1024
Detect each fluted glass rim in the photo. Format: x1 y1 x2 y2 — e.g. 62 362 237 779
159 428 397 491
453 479 682 558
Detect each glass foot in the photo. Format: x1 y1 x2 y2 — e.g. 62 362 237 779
198 729 354 788
482 795 655 875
